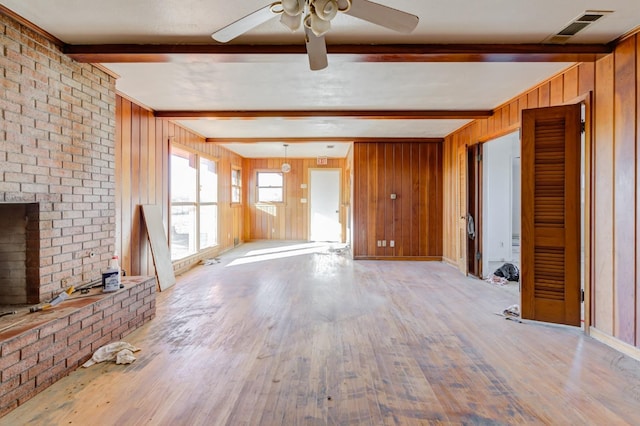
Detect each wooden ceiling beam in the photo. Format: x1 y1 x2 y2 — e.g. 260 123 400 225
64 43 613 64
155 110 492 120
206 137 444 143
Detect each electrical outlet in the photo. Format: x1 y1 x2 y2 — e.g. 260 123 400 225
61 278 68 286
377 240 382 247
390 240 395 248
382 240 387 247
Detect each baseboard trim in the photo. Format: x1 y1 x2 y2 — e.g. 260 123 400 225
442 257 458 267
589 327 640 363
353 256 442 261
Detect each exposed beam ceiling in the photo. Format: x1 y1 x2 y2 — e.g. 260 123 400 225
65 43 613 64
155 110 493 120
206 137 444 143
4 0 636 157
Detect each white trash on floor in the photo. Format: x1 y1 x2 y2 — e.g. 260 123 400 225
83 342 141 367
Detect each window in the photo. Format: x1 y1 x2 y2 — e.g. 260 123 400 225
257 172 284 203
199 157 218 250
170 145 218 260
231 168 242 203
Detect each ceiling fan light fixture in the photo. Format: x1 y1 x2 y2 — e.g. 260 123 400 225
282 0 305 16
305 11 332 37
336 0 352 13
281 144 291 173
280 11 302 31
313 0 339 21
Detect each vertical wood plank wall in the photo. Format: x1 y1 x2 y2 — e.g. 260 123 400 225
353 142 443 259
243 157 347 241
442 33 640 349
116 95 243 277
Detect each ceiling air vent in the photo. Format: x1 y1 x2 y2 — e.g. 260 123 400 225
546 10 612 43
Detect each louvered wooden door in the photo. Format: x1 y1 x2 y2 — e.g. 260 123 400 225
521 104 581 326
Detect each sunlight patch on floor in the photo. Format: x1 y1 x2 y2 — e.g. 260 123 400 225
227 242 346 267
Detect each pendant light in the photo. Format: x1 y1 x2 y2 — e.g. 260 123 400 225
281 144 291 173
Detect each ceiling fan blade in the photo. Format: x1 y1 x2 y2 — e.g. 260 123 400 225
305 26 328 71
212 4 278 43
345 0 419 33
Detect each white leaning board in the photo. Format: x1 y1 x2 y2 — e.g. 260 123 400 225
141 204 176 291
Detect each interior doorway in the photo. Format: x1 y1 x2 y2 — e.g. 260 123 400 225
482 131 521 277
466 144 482 278
309 169 341 242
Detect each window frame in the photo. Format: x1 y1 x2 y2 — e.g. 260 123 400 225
169 143 219 261
256 171 285 204
231 167 242 204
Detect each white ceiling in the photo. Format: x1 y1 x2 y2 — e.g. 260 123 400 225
1 0 639 158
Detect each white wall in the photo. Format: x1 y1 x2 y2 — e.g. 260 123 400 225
482 131 520 274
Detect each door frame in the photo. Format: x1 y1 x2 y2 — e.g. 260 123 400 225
461 94 593 331
466 143 483 278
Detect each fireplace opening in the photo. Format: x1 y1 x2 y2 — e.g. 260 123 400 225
0 203 40 306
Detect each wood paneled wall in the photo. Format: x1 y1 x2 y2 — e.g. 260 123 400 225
442 32 640 350
116 96 161 279
442 61 595 268
243 157 347 241
115 95 243 277
353 142 443 259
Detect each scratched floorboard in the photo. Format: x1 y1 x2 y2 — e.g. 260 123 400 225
2 241 640 425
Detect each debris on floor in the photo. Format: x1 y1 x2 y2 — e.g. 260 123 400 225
328 245 349 254
485 274 509 286
502 304 520 317
493 262 520 281
116 349 137 365
83 341 141 367
494 304 524 323
201 258 221 266
485 262 520 286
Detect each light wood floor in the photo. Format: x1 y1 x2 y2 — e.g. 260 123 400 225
2 241 640 425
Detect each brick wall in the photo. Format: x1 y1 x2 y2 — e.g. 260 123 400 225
0 12 117 302
0 10 157 418
0 276 156 417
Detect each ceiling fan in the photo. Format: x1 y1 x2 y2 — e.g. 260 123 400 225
211 0 419 70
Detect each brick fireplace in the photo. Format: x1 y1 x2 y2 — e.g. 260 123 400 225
0 11 156 416
1 11 118 304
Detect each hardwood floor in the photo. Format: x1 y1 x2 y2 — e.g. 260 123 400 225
2 241 639 425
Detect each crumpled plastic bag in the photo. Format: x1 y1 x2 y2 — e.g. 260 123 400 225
116 349 137 365
503 304 520 317
83 342 141 368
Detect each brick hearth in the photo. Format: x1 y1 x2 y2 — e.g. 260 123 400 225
0 276 156 416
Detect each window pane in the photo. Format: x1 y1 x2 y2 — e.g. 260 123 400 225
258 187 283 203
200 204 218 248
170 205 196 260
171 148 197 202
258 172 283 187
232 187 241 203
232 169 241 186
200 157 218 203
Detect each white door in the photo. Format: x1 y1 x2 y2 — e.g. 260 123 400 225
310 169 341 242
